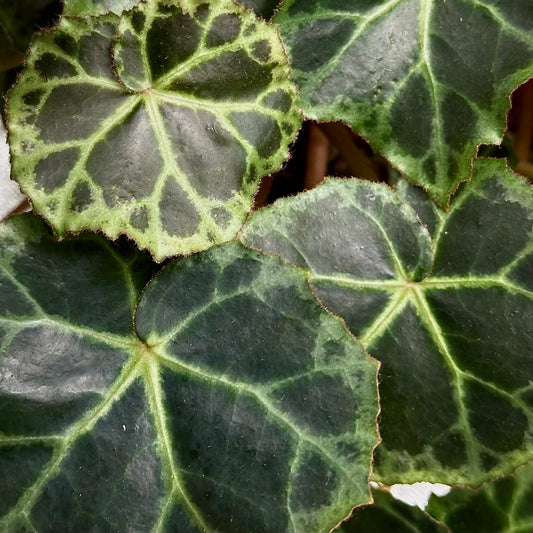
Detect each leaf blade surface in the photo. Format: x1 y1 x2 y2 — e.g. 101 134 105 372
8 0 301 260
274 0 533 206
241 159 533 485
0 216 379 532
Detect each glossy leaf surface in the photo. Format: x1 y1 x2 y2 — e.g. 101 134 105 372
8 0 301 260
275 0 533 207
0 215 379 532
241 159 533 485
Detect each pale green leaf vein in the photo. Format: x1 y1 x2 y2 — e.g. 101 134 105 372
295 0 405 99
411 286 481 473
143 356 210 532
155 353 358 484
360 287 411 346
142 95 222 241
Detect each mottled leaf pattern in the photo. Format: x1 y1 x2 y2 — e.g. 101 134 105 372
3 0 531 528
0 214 379 532
274 0 533 207
8 0 301 260
241 159 533 485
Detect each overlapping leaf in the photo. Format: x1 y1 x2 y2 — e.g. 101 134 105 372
338 488 448 533
393 173 444 237
0 214 379 532
241 159 533 486
274 0 533 207
8 0 301 260
342 461 533 532
426 462 533 533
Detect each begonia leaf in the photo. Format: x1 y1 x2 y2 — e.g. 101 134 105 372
8 0 301 260
0 214 379 532
241 159 533 486
274 0 533 207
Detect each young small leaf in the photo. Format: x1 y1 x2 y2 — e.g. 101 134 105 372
241 159 533 486
0 215 379 532
274 0 533 207
8 0 301 260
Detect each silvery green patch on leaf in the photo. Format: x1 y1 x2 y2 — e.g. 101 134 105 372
7 0 301 261
0 214 379 533
274 0 533 208
62 0 280 20
241 158 533 487
62 0 141 16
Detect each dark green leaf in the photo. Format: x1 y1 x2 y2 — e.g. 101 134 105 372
0 215 379 532
426 462 533 533
241 159 533 485
393 176 444 237
0 119 27 221
340 462 533 533
338 488 448 533
274 0 533 207
8 0 301 260
238 0 281 19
